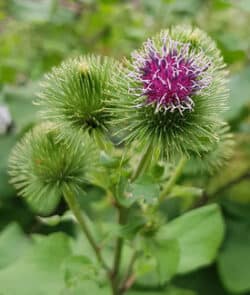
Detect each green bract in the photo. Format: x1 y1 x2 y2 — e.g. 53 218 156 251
187 122 234 175
38 55 117 144
8 123 97 210
111 26 229 158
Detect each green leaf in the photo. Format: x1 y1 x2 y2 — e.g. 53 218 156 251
3 83 38 130
37 215 62 226
0 233 72 295
115 175 135 207
174 266 228 295
99 151 120 168
170 185 203 212
116 174 160 207
37 211 75 226
158 204 225 274
120 216 145 239
62 254 109 295
151 162 165 179
215 31 246 64
225 67 250 120
0 223 31 269
130 175 160 204
63 255 96 287
135 239 179 286
154 239 180 284
218 219 250 293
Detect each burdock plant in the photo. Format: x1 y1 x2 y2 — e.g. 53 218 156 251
9 123 98 213
38 55 118 148
8 27 233 295
113 27 228 161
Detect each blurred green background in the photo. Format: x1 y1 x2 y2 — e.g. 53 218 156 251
0 0 250 294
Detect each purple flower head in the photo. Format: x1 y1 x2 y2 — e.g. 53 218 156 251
113 27 228 158
130 34 212 113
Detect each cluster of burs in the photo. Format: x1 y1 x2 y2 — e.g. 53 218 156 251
9 26 234 203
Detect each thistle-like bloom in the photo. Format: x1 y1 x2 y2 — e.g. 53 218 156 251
131 38 211 113
38 55 117 144
113 26 228 157
8 123 97 214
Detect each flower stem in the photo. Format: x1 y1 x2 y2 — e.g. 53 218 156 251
131 141 154 182
112 206 128 293
159 156 187 202
63 186 109 271
119 251 137 294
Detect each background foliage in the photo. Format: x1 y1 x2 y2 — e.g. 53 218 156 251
0 0 250 294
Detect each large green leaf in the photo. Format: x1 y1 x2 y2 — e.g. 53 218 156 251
63 255 95 286
0 233 72 295
0 223 31 269
60 255 111 295
158 204 225 274
135 239 179 286
173 266 229 295
154 239 180 284
218 219 250 293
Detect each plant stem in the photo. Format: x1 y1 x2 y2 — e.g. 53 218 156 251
211 171 250 197
159 156 187 202
119 251 137 294
63 186 109 271
131 141 154 182
193 171 250 209
120 274 136 294
112 206 127 294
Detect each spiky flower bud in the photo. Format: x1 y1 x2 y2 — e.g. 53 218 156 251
113 26 228 158
8 123 97 212
38 55 117 144
187 122 234 175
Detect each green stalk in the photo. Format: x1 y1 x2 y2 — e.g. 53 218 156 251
119 251 137 294
131 141 154 182
112 206 128 293
63 186 109 271
159 156 187 202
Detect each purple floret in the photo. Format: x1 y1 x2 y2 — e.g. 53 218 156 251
129 36 211 113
